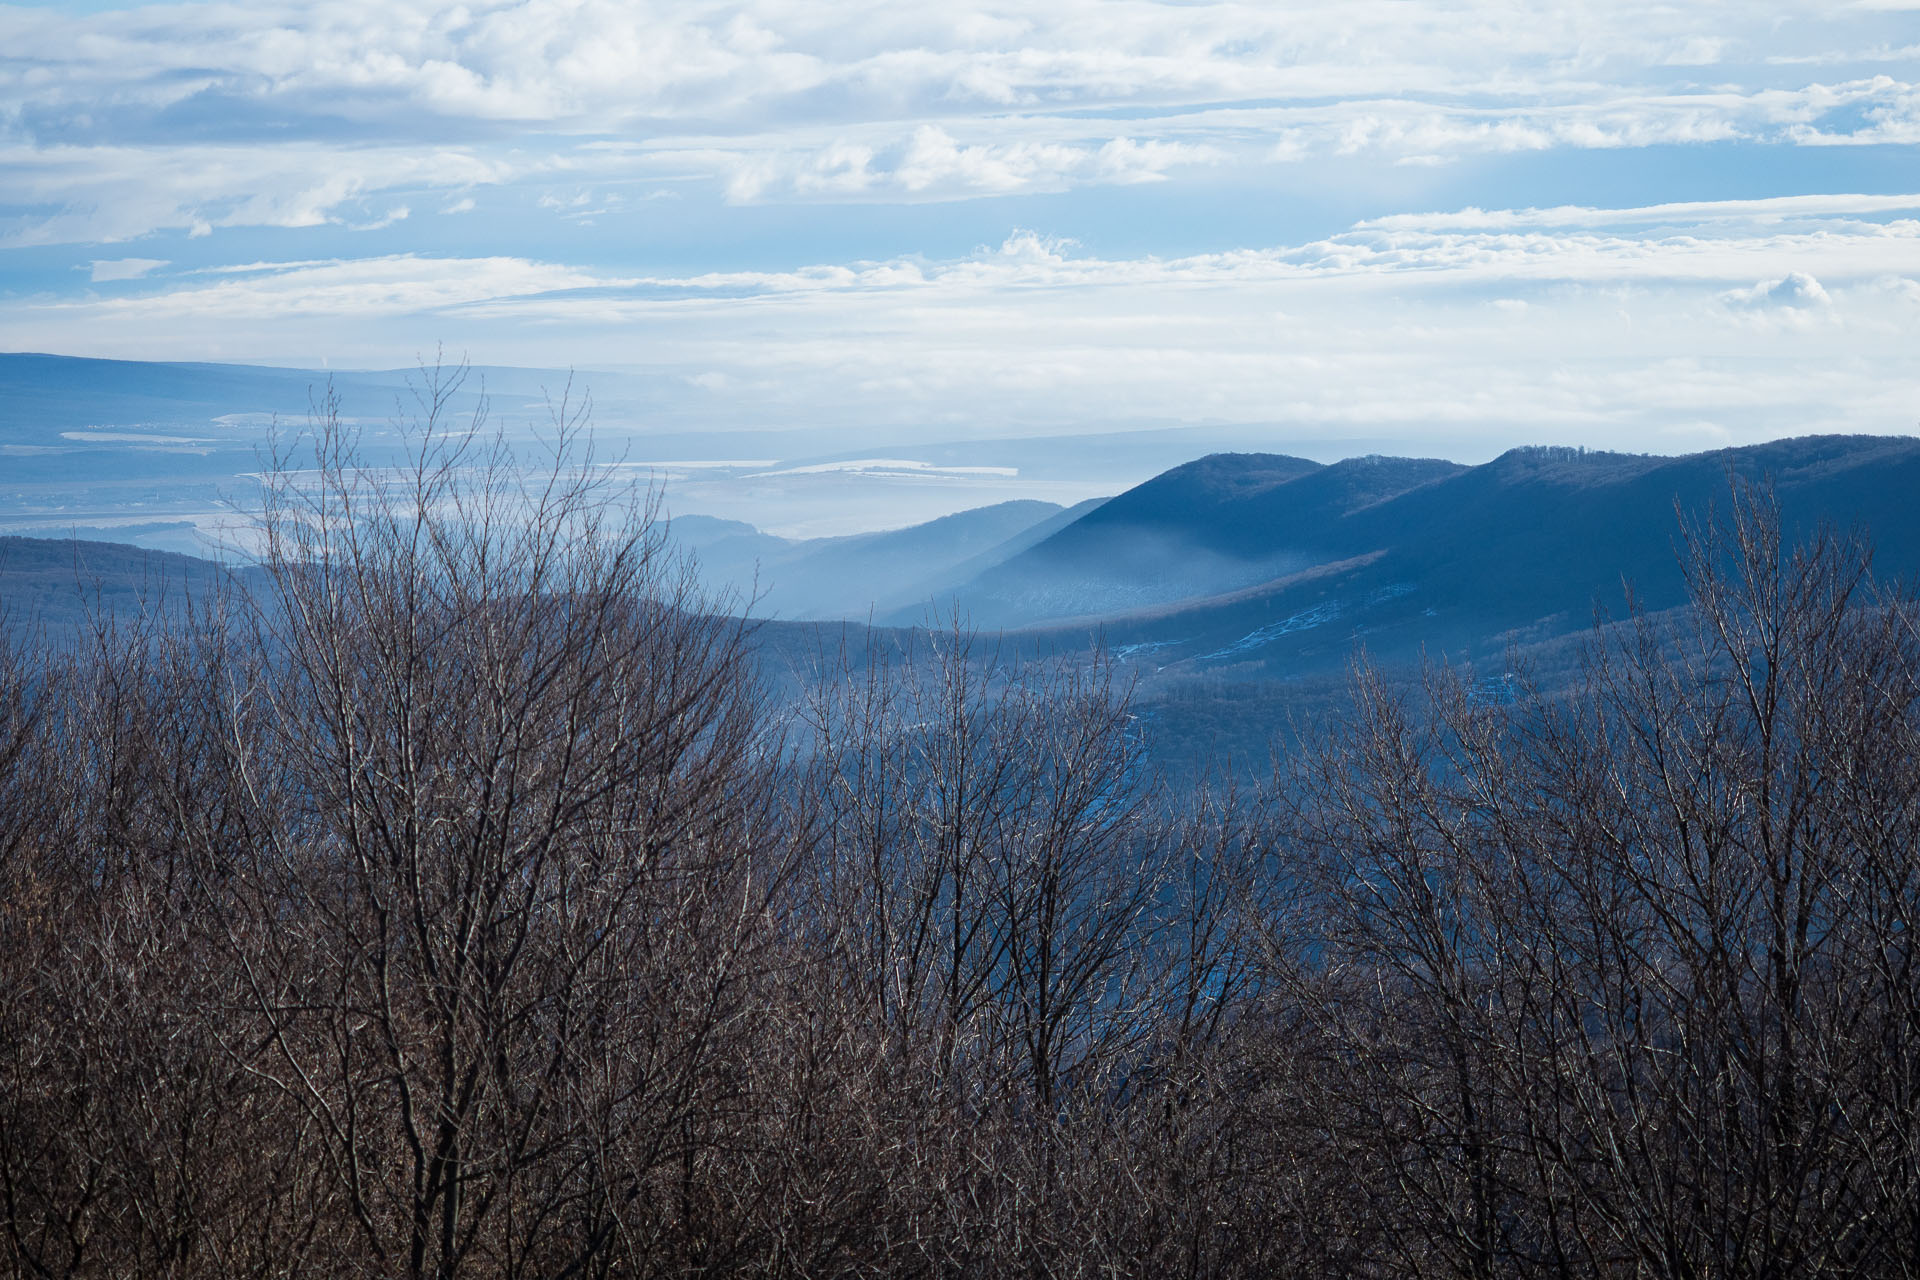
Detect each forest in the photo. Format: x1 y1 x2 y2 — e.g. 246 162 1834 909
3 408 1919 1279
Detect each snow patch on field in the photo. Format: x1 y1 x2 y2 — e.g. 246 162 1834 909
1202 602 1345 660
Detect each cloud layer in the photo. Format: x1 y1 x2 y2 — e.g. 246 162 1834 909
1 1 1916 468
2 0 1919 240
11 198 1914 456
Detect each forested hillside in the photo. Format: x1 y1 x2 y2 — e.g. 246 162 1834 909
4 420 1920 1277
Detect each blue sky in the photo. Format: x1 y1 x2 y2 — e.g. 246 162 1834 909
3 0 1919 459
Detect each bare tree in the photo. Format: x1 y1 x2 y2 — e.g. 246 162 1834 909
769 624 1195 1274
1267 483 1920 1278
222 363 790 1278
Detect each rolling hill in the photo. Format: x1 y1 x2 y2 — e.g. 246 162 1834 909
11 433 1920 704
681 498 1084 619
1009 435 1920 677
0 535 241 634
940 451 1464 625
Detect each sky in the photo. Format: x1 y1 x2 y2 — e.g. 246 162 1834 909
2 0 1919 463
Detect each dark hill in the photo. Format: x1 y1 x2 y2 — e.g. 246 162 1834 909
0 536 241 633
1201 453 1465 558
15 435 1920 695
1028 435 1920 677
948 451 1459 625
1023 452 1322 556
1084 452 1325 518
688 499 1069 619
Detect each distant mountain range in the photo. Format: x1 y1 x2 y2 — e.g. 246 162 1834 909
8 433 1920 692
937 452 1466 624
676 497 1108 619
984 435 1920 676
689 432 1920 678
0 353 1240 553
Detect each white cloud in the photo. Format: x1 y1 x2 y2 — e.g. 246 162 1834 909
1789 79 1920 144
6 202 1914 456
718 127 1222 202
0 142 509 246
55 254 625 321
1360 193 1920 231
512 217 1918 301
349 206 411 231
1722 271 1834 309
36 210 1920 329
0 1 1916 240
88 257 168 281
1878 274 1920 303
1769 43 1920 65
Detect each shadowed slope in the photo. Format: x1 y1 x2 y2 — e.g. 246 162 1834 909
953 452 1461 625
1033 436 1920 676
686 499 1072 619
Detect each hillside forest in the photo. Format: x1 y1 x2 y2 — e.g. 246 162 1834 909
4 410 1920 1279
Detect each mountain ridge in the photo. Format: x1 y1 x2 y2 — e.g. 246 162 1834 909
12 434 1920 687
1008 433 1920 677
942 450 1463 626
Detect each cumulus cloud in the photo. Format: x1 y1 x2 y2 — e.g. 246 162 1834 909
1722 271 1834 309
